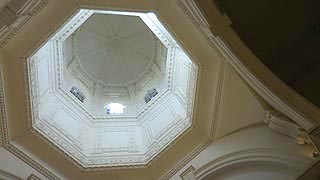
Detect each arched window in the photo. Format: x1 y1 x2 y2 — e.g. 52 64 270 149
144 88 158 103
105 103 125 115
70 86 85 102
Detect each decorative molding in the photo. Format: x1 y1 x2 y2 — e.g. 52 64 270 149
210 59 226 139
213 36 314 129
264 110 317 146
94 128 138 154
160 53 226 180
0 68 61 179
195 148 311 180
310 125 320 150
51 9 178 121
174 0 212 38
27 174 42 180
180 165 196 180
0 0 51 48
0 169 23 180
24 9 199 168
160 139 211 180
264 111 301 139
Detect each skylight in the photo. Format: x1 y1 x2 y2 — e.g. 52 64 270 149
105 103 125 115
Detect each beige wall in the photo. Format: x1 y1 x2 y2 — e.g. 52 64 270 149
215 63 266 139
168 62 314 180
170 125 314 180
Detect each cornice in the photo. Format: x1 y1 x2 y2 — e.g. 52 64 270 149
0 0 51 48
160 58 226 179
195 148 312 180
0 68 61 179
27 174 42 180
160 139 211 180
210 59 225 139
179 165 195 180
264 111 302 139
310 125 320 150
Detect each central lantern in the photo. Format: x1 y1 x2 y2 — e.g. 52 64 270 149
27 9 198 168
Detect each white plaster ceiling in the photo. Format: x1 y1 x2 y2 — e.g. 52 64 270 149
0 0 317 179
76 13 154 86
25 9 198 168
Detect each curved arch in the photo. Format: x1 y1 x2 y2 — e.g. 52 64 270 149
195 148 311 180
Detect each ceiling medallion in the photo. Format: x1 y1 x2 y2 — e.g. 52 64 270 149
27 9 198 168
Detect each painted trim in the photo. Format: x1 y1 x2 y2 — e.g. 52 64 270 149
0 68 60 179
195 148 312 179
160 57 226 180
0 0 51 48
0 169 23 180
27 174 42 180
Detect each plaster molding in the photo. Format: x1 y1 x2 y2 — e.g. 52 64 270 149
27 174 41 180
173 0 225 139
213 36 314 130
195 148 311 180
174 0 212 38
24 9 199 168
0 68 60 179
160 139 211 180
28 85 195 168
44 9 179 121
264 111 301 139
94 128 138 154
210 59 226 139
309 125 320 150
160 54 225 180
0 0 51 48
0 169 23 180
264 110 318 147
0 0 204 177
180 165 196 180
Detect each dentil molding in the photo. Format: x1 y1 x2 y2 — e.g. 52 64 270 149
0 0 51 47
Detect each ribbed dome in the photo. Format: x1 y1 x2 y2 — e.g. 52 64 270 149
76 13 155 86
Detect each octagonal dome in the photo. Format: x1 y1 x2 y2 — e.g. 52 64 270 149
76 13 155 86
27 9 198 168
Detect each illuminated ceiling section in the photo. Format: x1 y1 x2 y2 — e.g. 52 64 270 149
27 9 198 168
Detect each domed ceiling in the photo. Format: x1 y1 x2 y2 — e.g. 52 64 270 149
27 9 198 168
76 14 154 86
